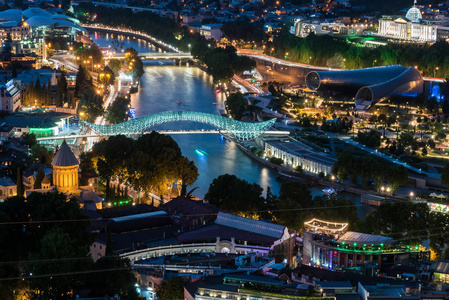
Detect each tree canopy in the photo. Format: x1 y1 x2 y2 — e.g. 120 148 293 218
90 133 198 201
226 92 246 120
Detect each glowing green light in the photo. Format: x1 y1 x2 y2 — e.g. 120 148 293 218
119 201 123 205
114 202 117 206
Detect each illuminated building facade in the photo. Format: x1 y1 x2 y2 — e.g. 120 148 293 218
51 140 79 194
302 219 429 273
377 6 441 42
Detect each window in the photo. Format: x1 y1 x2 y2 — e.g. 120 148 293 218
204 290 210 296
99 245 102 250
9 189 12 195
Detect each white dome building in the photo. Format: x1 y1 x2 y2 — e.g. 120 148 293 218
406 6 422 23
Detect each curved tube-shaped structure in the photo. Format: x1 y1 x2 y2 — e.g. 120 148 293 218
355 67 423 109
305 65 407 91
83 111 276 141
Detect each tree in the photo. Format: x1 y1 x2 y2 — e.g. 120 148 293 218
22 132 37 148
75 64 93 99
156 277 185 300
16 167 24 197
124 47 144 79
442 162 449 189
273 182 313 230
85 256 139 299
205 174 265 217
108 59 122 76
177 156 199 197
33 168 45 189
361 201 430 244
106 96 130 124
226 92 246 120
28 227 92 300
77 89 104 123
31 145 54 164
0 193 93 297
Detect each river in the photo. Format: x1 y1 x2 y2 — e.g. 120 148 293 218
89 31 374 219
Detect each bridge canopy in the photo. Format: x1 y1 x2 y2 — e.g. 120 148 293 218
84 111 276 141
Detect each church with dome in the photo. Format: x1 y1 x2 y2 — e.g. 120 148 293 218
51 140 80 194
25 140 103 210
377 2 440 42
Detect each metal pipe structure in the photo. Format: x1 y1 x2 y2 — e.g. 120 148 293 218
305 65 423 110
355 67 423 109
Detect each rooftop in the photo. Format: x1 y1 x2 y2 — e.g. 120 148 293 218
337 231 394 245
215 212 286 239
2 112 71 128
435 259 449 274
266 139 337 166
51 141 79 167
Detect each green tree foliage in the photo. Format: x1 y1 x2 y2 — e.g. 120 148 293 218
357 130 381 148
75 64 93 99
124 47 144 79
0 193 93 298
55 74 68 107
156 277 185 300
22 132 37 148
33 168 45 189
268 26 449 77
361 201 430 244
106 96 130 124
28 227 92 300
226 92 246 120
221 17 265 43
16 167 24 197
91 133 198 201
270 157 283 165
205 174 265 216
77 89 104 123
441 162 449 189
30 145 54 165
20 77 53 107
74 43 104 72
107 59 122 76
79 151 95 186
333 151 408 191
272 182 313 230
86 256 140 299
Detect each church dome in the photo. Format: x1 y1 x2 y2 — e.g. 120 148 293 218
406 6 422 23
51 141 79 167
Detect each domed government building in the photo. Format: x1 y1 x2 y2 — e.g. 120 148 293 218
377 1 449 42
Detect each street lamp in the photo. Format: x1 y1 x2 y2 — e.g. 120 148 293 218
410 191 414 200
434 67 439 78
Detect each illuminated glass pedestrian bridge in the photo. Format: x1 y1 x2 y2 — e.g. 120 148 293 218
83 111 276 141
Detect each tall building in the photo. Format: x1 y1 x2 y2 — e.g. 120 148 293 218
51 140 79 193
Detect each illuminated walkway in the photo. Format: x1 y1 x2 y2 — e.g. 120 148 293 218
83 111 276 141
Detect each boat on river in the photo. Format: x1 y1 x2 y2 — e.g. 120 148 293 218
322 187 338 195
